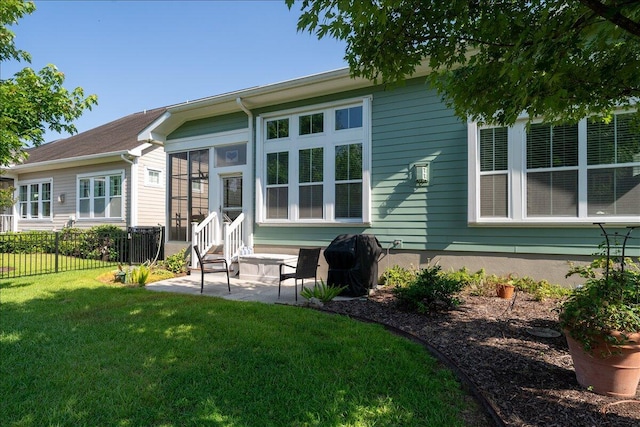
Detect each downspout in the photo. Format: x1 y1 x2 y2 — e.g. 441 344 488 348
121 153 138 227
236 97 254 248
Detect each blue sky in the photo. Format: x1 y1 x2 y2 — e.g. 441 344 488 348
4 0 348 142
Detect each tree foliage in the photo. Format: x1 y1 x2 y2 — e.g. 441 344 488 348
287 0 640 125
0 0 97 167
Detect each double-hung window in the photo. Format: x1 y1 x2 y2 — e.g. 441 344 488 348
77 171 124 219
18 180 52 220
470 112 640 224
258 98 371 224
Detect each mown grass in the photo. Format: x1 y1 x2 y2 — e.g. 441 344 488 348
1 268 481 427
0 252 114 278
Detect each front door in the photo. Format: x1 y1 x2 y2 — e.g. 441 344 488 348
220 174 242 222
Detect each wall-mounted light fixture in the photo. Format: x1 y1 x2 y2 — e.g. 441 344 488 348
58 193 65 203
410 163 430 186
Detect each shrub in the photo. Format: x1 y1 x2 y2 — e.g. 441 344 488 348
444 267 492 296
393 264 465 313
159 248 188 273
300 280 347 303
380 264 417 287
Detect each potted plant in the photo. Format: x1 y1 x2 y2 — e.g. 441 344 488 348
559 245 640 398
495 274 516 299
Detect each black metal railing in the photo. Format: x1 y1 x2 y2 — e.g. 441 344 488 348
0 227 164 279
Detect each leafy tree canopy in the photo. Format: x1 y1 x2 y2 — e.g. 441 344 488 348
0 0 97 167
288 0 640 125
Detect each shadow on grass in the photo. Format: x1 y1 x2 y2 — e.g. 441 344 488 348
1 283 477 427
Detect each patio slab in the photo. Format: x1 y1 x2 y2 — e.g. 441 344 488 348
145 273 309 304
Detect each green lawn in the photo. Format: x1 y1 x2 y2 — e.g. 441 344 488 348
1 268 481 426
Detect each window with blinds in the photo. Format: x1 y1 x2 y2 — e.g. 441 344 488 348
587 113 640 216
479 127 508 217
266 152 289 219
472 111 639 223
299 148 323 219
526 123 578 217
260 99 368 223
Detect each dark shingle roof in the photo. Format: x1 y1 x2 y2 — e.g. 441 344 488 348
23 107 167 164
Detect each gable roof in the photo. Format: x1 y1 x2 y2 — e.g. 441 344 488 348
21 107 167 165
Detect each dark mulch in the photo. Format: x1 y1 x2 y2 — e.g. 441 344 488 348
323 288 640 427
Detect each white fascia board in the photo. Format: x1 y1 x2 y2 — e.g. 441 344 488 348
9 150 139 173
137 111 172 143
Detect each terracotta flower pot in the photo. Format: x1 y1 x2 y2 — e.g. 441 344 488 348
496 284 515 299
564 330 640 398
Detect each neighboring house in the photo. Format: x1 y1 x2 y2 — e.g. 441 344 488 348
3 108 167 232
137 66 639 285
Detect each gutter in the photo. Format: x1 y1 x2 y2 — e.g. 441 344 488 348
236 97 254 248
120 153 139 227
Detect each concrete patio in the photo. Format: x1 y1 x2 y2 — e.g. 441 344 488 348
146 272 315 305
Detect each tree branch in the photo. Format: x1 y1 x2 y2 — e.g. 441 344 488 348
578 0 640 37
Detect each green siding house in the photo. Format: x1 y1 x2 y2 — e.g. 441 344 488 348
139 66 640 285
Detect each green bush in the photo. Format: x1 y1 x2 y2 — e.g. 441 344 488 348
300 280 347 303
380 264 417 287
393 264 465 313
159 248 188 273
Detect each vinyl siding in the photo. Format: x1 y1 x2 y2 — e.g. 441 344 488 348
137 146 167 226
253 77 638 256
167 112 247 140
16 161 130 231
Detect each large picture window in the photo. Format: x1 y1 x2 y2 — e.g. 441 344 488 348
18 180 52 220
77 171 123 219
470 112 640 223
258 98 371 224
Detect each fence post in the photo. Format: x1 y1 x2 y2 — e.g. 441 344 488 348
55 232 59 274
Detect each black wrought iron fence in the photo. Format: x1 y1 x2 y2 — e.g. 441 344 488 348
0 227 164 279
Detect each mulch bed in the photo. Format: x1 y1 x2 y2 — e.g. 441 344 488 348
323 288 640 427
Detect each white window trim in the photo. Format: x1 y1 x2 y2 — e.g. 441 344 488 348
144 167 163 187
469 114 640 226
76 169 125 220
17 178 53 221
256 96 372 225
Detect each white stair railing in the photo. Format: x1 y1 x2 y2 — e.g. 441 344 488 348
191 211 219 269
223 212 245 264
0 214 14 233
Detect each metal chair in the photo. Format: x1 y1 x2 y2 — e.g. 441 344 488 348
192 245 230 294
278 248 321 301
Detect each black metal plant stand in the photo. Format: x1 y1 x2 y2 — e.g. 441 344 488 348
595 223 639 304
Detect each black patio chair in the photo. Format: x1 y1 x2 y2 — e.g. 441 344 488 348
192 245 230 294
278 247 321 301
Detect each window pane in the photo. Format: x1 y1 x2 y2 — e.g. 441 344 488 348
19 185 27 202
215 144 247 167
480 127 508 172
267 152 288 185
267 118 289 139
335 106 363 130
42 201 50 217
110 175 122 196
94 179 105 197
299 148 323 183
299 113 324 135
109 196 122 218
335 183 362 218
527 170 577 216
480 174 508 217
335 144 362 180
79 179 90 198
94 198 105 217
79 199 90 218
299 185 323 219
588 113 640 165
588 167 640 216
267 187 288 219
42 183 51 201
527 123 578 169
